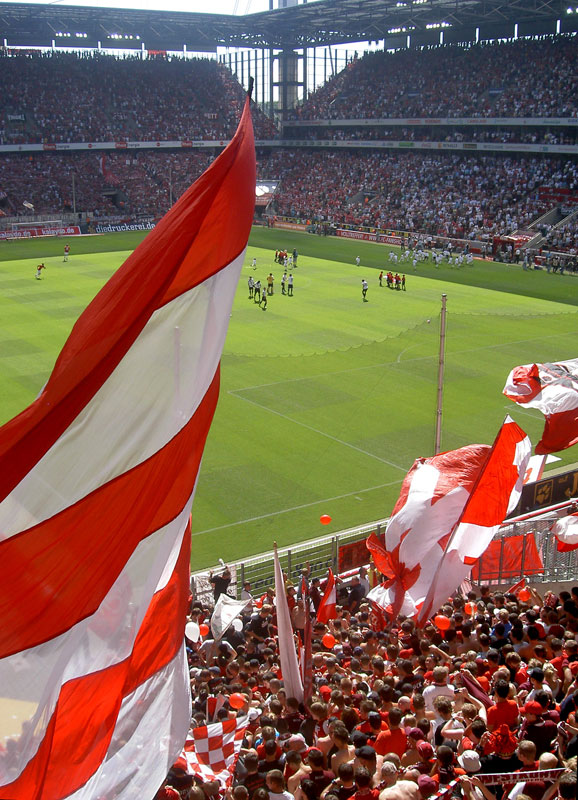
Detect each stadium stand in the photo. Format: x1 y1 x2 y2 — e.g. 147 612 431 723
2 149 577 244
289 36 578 121
152 571 578 799
0 51 277 144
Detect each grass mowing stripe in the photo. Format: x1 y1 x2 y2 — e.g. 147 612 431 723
1 230 578 567
229 389 408 471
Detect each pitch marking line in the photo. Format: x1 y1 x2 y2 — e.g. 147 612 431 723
190 479 402 537
229 330 577 394
229 391 407 472
503 404 543 421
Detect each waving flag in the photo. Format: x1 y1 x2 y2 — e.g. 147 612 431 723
273 545 304 702
316 568 337 624
503 359 578 453
0 97 255 800
552 513 578 552
418 417 531 622
182 715 248 789
372 418 530 624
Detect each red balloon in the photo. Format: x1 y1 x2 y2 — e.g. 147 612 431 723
518 588 531 602
320 514 332 525
464 602 473 615
199 623 210 637
434 615 451 631
322 633 336 649
229 693 246 710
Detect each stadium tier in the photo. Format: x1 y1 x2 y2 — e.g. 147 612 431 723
288 36 578 121
2 149 577 247
0 51 277 145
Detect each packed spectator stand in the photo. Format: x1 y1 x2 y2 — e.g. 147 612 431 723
1 41 578 250
0 51 277 144
152 566 578 800
287 37 578 121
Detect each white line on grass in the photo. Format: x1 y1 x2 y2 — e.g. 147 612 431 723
230 391 407 472
190 479 402 536
503 404 543 420
230 330 576 394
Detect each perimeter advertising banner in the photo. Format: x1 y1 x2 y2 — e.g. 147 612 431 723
0 225 81 240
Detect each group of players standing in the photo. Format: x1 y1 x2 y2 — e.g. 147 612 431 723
388 243 474 270
248 252 295 311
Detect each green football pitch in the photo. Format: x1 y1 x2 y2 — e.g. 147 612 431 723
1 227 577 569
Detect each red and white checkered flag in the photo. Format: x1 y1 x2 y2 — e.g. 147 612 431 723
182 715 248 789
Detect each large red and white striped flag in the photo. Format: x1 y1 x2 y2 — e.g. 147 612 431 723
371 418 530 624
503 359 578 454
0 98 255 799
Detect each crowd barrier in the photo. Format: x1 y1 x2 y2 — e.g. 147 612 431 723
191 495 578 607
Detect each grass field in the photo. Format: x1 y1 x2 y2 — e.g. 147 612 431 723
1 227 577 569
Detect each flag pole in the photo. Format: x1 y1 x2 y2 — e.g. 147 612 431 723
434 293 447 455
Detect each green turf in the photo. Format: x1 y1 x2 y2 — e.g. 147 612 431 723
1 228 577 569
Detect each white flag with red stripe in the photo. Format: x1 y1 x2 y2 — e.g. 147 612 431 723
316 568 337 624
374 418 530 624
0 98 255 800
503 359 578 454
552 513 578 552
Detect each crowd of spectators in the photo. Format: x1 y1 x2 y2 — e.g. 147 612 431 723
0 51 277 145
541 218 578 255
2 150 577 243
0 150 213 217
155 568 578 800
290 36 578 121
261 151 578 240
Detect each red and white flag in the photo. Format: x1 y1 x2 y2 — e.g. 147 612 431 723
372 418 530 624
503 359 578 454
418 418 531 622
552 513 578 552
182 715 248 789
316 568 337 624
0 98 255 800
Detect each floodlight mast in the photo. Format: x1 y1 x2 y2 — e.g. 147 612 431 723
434 293 447 455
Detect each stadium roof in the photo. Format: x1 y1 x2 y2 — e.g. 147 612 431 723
0 1 575 51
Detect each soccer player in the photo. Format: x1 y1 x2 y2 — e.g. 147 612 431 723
288 273 294 296
281 272 287 295
63 243 70 262
251 257 257 269
254 280 261 303
248 275 254 299
402 274 406 291
261 286 267 310
267 273 274 295
35 262 46 280
355 256 360 267
379 271 383 286
361 279 368 302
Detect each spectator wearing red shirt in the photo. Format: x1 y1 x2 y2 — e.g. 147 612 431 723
486 679 520 732
375 708 407 758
